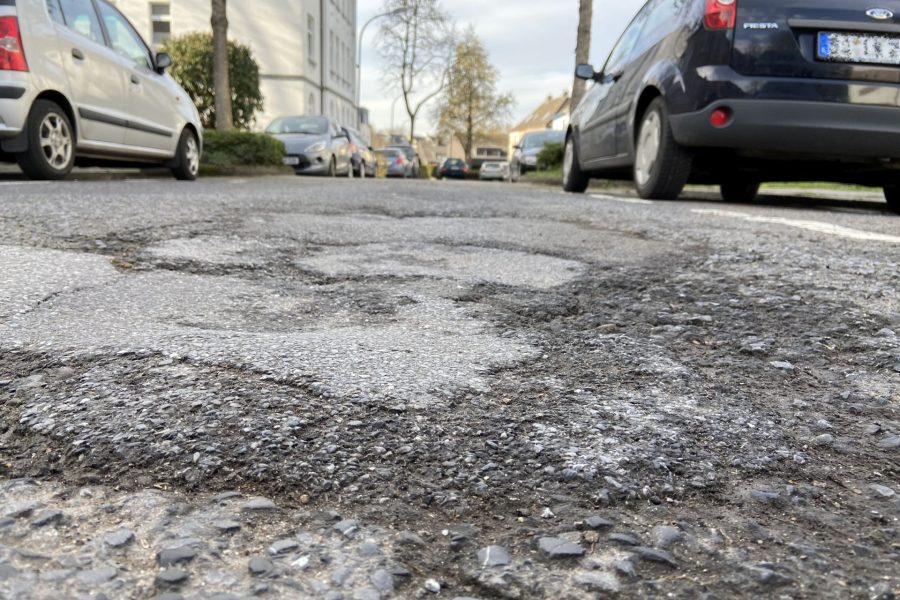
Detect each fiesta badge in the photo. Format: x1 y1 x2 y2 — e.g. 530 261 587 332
866 7 894 20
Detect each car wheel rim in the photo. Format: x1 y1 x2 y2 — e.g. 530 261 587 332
635 110 662 187
185 135 200 176
39 112 72 170
564 139 574 181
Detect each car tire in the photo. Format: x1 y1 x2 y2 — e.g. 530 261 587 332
633 97 692 200
884 186 900 215
721 179 760 203
16 100 75 181
563 135 590 193
171 128 200 181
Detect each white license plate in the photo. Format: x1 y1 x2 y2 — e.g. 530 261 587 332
283 156 300 166
818 31 900 66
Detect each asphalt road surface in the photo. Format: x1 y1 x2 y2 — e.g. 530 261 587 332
1 177 898 600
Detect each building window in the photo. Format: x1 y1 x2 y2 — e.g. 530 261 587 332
150 2 170 48
307 15 316 64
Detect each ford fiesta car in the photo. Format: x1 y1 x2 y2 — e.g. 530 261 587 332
564 0 900 214
0 0 202 180
266 115 352 177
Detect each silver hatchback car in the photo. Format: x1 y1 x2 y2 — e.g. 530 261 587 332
0 0 202 180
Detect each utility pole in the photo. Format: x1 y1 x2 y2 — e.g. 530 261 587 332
571 0 593 111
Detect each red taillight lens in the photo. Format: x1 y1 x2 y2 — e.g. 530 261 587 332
710 106 733 128
704 0 737 30
0 17 28 72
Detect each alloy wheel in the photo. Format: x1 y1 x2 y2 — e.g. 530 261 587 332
185 135 200 177
563 139 575 182
39 112 72 170
635 110 662 187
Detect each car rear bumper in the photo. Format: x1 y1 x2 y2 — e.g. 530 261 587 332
0 88 29 139
670 98 900 160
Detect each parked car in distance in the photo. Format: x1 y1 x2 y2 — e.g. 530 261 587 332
479 161 508 181
564 0 900 214
342 126 376 178
510 129 565 182
376 147 413 178
439 158 469 179
266 115 351 177
387 144 420 176
0 0 202 180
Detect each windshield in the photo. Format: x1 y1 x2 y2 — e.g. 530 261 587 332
266 116 329 135
522 130 564 149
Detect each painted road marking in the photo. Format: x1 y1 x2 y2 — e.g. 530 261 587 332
591 193 654 205
692 208 900 244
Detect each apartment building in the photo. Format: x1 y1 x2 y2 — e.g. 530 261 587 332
111 0 358 129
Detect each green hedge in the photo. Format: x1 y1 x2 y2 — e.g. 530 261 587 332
202 130 285 167
537 142 564 170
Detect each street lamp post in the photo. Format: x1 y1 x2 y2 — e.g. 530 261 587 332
356 7 406 128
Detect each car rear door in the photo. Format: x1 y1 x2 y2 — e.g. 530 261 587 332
95 0 177 154
55 0 128 146
576 7 649 164
733 0 900 85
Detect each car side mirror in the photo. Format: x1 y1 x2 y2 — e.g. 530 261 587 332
155 52 172 73
575 63 596 81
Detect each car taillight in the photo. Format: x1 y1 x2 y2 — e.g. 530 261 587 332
0 17 28 72
704 0 737 30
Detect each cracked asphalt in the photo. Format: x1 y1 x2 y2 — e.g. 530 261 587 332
0 176 898 600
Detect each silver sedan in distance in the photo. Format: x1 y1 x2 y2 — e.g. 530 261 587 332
479 161 509 181
265 116 352 177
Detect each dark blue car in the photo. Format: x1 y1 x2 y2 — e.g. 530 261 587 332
564 0 900 214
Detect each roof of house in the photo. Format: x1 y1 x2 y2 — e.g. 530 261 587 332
511 94 570 133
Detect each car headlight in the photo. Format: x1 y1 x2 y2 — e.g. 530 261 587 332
306 141 327 153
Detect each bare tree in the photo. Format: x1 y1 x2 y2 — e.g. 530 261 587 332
211 0 233 130
375 0 454 143
571 0 593 110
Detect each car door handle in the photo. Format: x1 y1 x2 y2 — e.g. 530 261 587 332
131 74 140 85
72 48 84 60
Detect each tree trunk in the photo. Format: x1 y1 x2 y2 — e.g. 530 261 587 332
571 0 593 111
211 0 233 130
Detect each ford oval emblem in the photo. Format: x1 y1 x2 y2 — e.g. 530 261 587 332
866 7 894 20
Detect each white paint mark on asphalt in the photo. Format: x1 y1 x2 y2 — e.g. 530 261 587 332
692 208 900 244
591 193 654 205
0 181 47 186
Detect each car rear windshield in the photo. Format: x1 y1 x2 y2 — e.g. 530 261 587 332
266 116 328 135
376 149 400 157
446 159 465 167
390 146 416 159
522 130 564 149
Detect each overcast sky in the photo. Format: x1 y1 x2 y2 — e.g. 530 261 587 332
357 0 645 134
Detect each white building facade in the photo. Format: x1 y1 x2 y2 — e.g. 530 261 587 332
110 0 358 130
